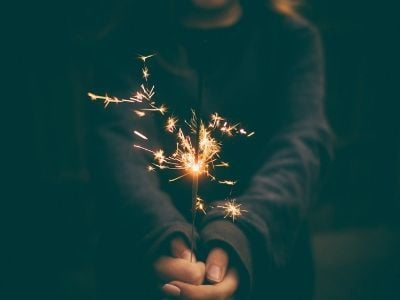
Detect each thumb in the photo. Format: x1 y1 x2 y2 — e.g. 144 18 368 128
206 247 229 283
170 236 195 262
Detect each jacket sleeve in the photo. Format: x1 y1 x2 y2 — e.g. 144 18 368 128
199 20 333 297
87 101 195 263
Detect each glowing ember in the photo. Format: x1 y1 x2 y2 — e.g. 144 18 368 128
195 196 207 215
134 130 148 140
217 199 247 222
166 116 178 133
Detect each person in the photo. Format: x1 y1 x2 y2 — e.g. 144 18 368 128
87 0 333 299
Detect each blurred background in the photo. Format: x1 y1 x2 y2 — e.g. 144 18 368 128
4 0 399 299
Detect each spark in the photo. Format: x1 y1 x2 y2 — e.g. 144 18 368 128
215 162 229 167
218 180 236 186
91 85 252 184
220 122 239 136
154 149 166 165
88 92 140 108
195 196 207 214
138 54 155 81
134 110 146 117
217 199 247 222
141 103 167 115
134 130 148 140
131 84 155 101
209 113 253 138
134 144 155 154
133 115 223 182
131 91 144 102
138 54 155 62
132 110 252 184
166 116 178 133
142 66 150 81
210 113 225 128
169 120 221 178
239 128 247 135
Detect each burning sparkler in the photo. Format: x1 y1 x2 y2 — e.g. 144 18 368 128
89 54 251 260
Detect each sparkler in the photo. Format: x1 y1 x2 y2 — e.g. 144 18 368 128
89 54 251 261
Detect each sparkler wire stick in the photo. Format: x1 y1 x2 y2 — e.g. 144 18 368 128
190 66 204 262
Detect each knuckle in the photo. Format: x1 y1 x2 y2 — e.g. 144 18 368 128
171 238 190 259
188 267 204 285
178 248 190 259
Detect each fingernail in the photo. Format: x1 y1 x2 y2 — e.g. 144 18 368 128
207 265 221 282
162 284 181 297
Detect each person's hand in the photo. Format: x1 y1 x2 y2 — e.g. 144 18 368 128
161 247 239 300
153 236 206 291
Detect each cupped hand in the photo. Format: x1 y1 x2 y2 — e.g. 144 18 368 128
153 236 206 286
161 247 239 300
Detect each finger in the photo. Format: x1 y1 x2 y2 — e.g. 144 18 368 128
162 283 181 298
164 268 239 300
154 256 205 285
170 237 194 262
205 247 229 283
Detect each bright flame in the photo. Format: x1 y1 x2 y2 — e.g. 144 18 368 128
191 163 200 173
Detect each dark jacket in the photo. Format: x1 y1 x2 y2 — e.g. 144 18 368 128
88 6 332 300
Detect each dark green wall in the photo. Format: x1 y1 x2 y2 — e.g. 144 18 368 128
4 1 399 299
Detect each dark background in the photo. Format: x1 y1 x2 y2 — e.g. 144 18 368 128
4 1 399 299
